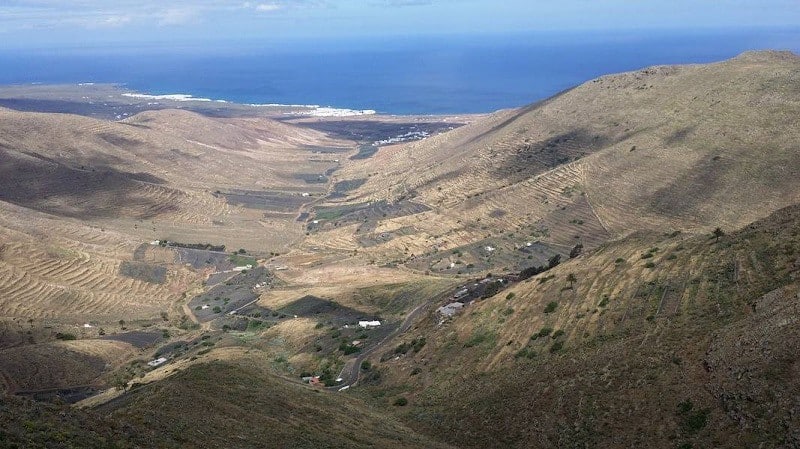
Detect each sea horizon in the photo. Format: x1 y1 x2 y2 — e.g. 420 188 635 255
2 27 799 115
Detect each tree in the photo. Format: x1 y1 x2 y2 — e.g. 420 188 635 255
569 243 583 258
712 227 725 242
566 273 577 288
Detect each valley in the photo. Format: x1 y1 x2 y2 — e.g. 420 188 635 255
1 51 799 448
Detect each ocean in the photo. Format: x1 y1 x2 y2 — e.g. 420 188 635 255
1 28 799 115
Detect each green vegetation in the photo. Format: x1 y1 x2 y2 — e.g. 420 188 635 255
229 253 256 267
55 332 77 341
339 343 361 355
677 399 710 433
464 329 496 348
531 327 553 340
544 301 558 313
393 397 408 406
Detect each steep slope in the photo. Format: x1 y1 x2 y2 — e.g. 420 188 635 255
96 351 454 449
318 51 800 269
359 203 800 448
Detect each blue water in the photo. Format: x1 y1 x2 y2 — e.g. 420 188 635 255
1 28 799 114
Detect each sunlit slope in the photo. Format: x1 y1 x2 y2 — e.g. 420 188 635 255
327 51 800 264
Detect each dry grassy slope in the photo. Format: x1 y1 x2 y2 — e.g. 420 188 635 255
329 51 800 261
364 203 800 448
0 200 197 328
97 352 455 449
0 107 354 254
0 106 354 337
0 339 136 393
0 394 158 449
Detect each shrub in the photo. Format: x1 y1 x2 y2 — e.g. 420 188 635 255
535 327 553 339
544 301 558 313
645 261 656 269
677 399 709 433
393 397 408 406
340 343 361 355
55 332 77 341
552 329 565 339
361 360 372 371
506 292 516 300
549 341 564 353
615 258 625 264
212 306 222 314
598 296 610 307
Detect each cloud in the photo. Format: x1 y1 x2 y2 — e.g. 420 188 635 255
377 0 433 5
157 7 200 26
255 3 281 12
96 14 132 27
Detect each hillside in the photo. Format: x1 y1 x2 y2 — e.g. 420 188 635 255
312 51 800 271
1 51 799 449
357 203 800 448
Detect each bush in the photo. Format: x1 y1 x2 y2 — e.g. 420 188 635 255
212 306 222 314
361 360 372 371
549 341 564 353
506 292 516 300
393 397 408 406
552 329 565 339
339 343 361 355
55 332 77 341
544 301 558 313
644 261 656 269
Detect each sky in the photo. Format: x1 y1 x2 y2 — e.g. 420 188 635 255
1 0 800 49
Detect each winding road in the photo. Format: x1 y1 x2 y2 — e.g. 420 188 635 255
329 292 443 390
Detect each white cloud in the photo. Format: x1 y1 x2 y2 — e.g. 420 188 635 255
255 3 281 12
157 7 199 26
97 14 132 27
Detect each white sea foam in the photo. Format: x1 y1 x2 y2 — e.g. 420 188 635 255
122 92 375 116
301 107 377 117
249 103 376 116
121 92 215 102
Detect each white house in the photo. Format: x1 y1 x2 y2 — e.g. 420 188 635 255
358 320 381 328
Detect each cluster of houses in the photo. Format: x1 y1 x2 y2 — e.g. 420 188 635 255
437 277 510 320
